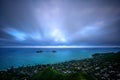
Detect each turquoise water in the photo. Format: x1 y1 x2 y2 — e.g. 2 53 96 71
0 48 120 70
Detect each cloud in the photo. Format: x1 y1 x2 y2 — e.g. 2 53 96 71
0 0 120 46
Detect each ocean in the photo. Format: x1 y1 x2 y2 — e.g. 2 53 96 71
0 48 120 70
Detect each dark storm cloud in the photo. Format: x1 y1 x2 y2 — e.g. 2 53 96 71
0 0 120 46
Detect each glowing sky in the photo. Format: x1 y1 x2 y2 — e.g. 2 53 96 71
0 0 120 46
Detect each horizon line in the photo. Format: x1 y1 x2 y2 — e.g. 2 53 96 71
0 46 120 48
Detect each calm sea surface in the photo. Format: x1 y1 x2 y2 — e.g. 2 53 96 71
0 48 120 70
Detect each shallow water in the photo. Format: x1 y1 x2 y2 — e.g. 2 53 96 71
0 48 120 70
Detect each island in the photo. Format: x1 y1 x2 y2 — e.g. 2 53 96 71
0 51 120 80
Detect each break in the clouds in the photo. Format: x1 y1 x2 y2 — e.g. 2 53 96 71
0 0 120 46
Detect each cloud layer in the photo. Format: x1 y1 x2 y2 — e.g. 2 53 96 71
0 0 120 46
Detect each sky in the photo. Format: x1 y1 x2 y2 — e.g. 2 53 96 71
0 0 120 46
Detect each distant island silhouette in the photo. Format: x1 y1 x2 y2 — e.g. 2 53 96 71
0 51 120 80
36 50 56 53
